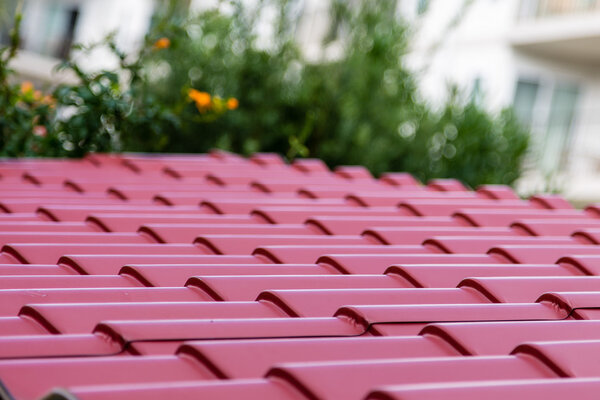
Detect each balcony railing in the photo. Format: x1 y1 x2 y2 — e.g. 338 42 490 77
518 0 600 20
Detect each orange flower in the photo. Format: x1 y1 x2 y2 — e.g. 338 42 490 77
33 90 42 101
153 37 171 50
20 81 33 94
188 88 212 110
227 98 239 110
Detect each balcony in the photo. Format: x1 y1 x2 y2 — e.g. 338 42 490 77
518 0 600 19
511 0 600 64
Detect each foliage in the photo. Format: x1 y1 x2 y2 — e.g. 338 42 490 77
0 5 54 157
0 0 529 187
145 0 529 187
0 4 235 158
422 94 529 185
140 1 304 155
47 38 174 157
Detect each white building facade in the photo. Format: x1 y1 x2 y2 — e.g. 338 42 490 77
3 0 155 83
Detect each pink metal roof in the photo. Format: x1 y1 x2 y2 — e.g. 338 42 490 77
1 151 600 399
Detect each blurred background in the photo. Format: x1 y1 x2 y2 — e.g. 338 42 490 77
1 0 598 204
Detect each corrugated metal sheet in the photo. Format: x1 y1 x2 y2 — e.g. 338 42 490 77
0 151 598 399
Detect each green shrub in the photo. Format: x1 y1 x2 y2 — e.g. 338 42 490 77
0 0 529 188
144 0 529 187
0 8 55 157
0 4 235 158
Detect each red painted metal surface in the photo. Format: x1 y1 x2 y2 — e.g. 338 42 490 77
366 379 600 400
121 263 336 286
2 152 600 400
177 336 458 378
266 356 556 400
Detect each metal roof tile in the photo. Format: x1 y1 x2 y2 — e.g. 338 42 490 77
0 287 207 316
422 320 600 356
253 245 432 264
257 287 488 318
86 213 258 232
19 301 286 334
460 276 600 303
305 216 460 235
364 227 517 245
336 303 566 339
185 274 413 302
452 209 588 227
0 355 217 400
195 234 370 255
509 219 600 236
365 378 600 400
58 254 264 275
317 253 499 274
425 236 578 254
94 317 365 344
45 379 306 400
488 244 600 263
0 334 122 360
3 243 206 264
267 356 556 400
178 336 457 379
386 264 575 288
121 264 335 287
139 223 317 243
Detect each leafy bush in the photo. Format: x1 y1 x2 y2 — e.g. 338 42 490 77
0 10 55 157
0 6 236 158
47 38 177 157
144 0 529 187
0 0 529 188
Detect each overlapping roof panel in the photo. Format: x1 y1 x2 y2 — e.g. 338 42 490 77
1 151 600 399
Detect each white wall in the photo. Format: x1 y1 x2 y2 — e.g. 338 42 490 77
405 0 520 110
15 0 155 75
71 0 154 71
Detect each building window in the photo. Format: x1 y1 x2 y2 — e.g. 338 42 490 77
513 76 580 174
471 77 484 105
20 0 80 60
513 79 540 129
541 83 579 171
